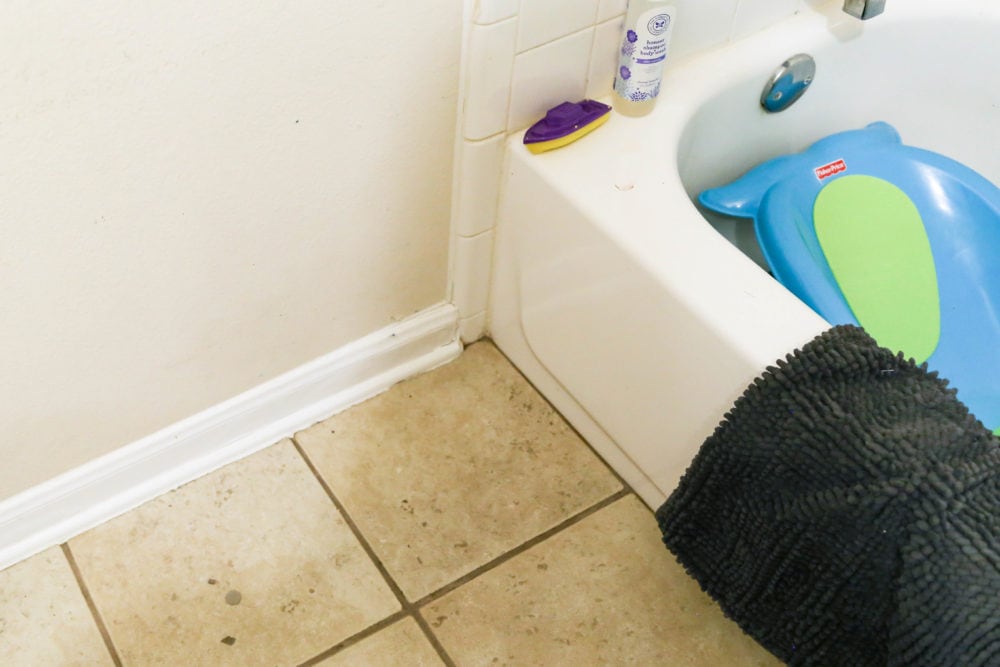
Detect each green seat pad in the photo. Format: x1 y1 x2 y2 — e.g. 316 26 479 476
813 175 940 363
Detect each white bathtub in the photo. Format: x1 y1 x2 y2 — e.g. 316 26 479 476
488 0 1000 509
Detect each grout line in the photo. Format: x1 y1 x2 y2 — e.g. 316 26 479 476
292 438 458 667
61 544 123 667
296 609 409 666
290 439 411 606
510 0 523 59
461 130 506 145
455 227 495 242
412 609 460 667
412 489 630 608
290 343 638 665
514 22 597 56
583 15 600 98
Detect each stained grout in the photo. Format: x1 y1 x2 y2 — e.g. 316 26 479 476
295 608 410 666
412 488 631 609
61 543 124 667
295 442 629 665
411 608 460 667
291 438 409 606
293 430 630 664
292 437 459 667
288 341 639 665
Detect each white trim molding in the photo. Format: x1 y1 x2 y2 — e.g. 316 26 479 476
0 302 461 571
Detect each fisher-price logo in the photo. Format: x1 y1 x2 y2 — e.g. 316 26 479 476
814 159 847 180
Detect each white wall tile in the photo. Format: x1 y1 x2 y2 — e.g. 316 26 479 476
452 232 496 317
464 19 518 140
517 0 599 53
459 311 489 343
475 0 520 24
731 0 799 40
454 134 506 237
508 29 595 132
588 16 625 100
669 0 740 63
597 0 628 23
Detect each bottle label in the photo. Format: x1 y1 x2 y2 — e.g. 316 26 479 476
615 7 674 103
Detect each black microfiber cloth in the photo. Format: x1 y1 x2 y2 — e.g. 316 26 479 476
655 325 1000 666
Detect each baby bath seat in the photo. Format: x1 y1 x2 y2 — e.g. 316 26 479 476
699 122 1000 432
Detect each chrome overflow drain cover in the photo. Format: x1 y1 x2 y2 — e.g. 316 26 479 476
760 53 816 112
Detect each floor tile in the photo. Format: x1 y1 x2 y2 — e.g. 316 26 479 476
295 342 622 601
315 616 444 666
423 495 782 666
69 440 399 666
0 546 112 666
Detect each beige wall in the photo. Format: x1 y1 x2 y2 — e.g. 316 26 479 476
0 2 461 500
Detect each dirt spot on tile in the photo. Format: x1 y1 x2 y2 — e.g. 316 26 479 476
221 636 236 646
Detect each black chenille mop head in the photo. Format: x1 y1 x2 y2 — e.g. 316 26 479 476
656 325 1000 666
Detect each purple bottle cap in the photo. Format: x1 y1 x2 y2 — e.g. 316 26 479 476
523 99 612 145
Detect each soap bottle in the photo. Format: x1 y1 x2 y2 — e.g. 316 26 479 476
613 0 677 117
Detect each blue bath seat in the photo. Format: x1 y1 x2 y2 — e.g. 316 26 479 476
699 122 1000 432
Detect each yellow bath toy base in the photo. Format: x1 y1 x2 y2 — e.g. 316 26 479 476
525 113 610 154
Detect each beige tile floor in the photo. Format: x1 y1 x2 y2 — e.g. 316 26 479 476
0 341 781 666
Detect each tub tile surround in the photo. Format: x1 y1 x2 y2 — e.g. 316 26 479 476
516 0 600 53
507 28 595 135
458 310 489 345
474 0 520 25
598 0 629 22
1 341 780 665
451 230 496 318
588 14 627 100
451 0 817 342
462 18 519 141
453 134 507 238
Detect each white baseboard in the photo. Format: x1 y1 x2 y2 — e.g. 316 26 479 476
0 302 461 571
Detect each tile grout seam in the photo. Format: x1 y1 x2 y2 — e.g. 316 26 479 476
61 543 124 667
291 437 458 667
289 339 640 664
295 608 410 666
413 488 631 609
292 434 631 666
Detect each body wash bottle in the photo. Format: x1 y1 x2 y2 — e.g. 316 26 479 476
613 0 676 117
